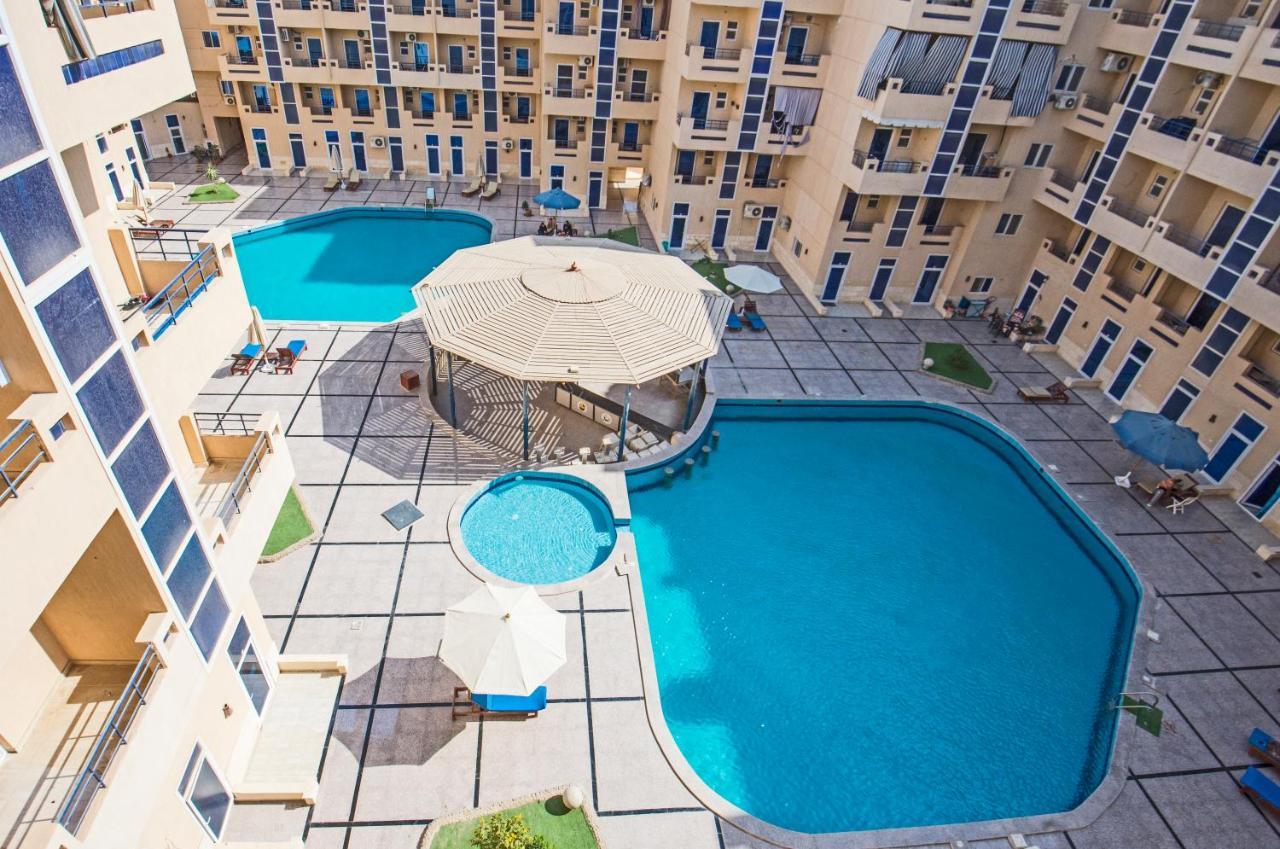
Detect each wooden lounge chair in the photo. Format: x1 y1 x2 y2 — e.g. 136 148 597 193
1017 381 1070 404
323 172 340 192
345 167 361 190
451 685 545 719
131 218 175 239
272 339 307 374
1241 766 1280 812
480 180 499 199
460 175 484 196
230 343 263 375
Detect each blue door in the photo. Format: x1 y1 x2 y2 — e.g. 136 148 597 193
675 149 695 177
515 48 530 74
752 154 772 186
711 209 730 249
126 148 144 185
588 171 603 208
1080 319 1121 378
912 255 948 304
448 44 464 72
354 88 370 115
289 133 306 168
558 0 574 33
419 90 435 116
549 164 564 189
1105 339 1153 402
639 4 653 36
784 26 807 62
869 259 895 301
1044 297 1076 345
554 118 569 147
351 132 366 171
520 0 534 19
413 42 429 70
441 0 455 14
130 118 150 159
426 133 440 174
622 121 638 149
307 37 323 64
344 39 360 68
699 20 719 57
252 84 270 111
1159 379 1200 422
325 129 341 170
251 128 270 169
516 96 530 121
519 138 532 178
485 141 497 178
453 92 469 119
389 137 404 172
449 135 464 176
320 87 335 113
106 166 123 201
690 91 710 128
754 207 776 251
820 252 851 302
1243 456 1280 518
1205 414 1265 482
236 35 254 63
670 202 689 249
1017 270 1046 312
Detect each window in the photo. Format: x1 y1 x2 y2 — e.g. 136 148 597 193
896 128 913 148
793 238 803 257
1191 85 1217 116
702 151 714 166
971 276 994 293
220 80 233 97
1024 143 1052 167
1053 63 1085 93
715 91 727 108
1147 174 1169 198
201 30 221 48
227 619 271 713
995 213 1022 235
865 195 880 209
725 21 738 39
95 134 108 153
179 745 231 839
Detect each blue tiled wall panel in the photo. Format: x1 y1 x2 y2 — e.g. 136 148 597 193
167 537 212 620
112 422 170 518
77 351 143 454
0 47 41 169
0 161 80 283
141 481 192 571
191 580 230 659
34 269 114 382
61 40 164 84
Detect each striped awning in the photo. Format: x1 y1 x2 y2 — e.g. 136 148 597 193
857 27 902 100
987 40 1028 100
886 31 932 82
1012 43 1059 117
914 35 968 93
412 237 733 384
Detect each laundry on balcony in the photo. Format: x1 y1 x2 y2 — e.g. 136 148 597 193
769 85 821 152
987 40 1059 117
856 28 968 101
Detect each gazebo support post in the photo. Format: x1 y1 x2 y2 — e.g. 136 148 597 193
616 385 632 462
682 360 702 431
427 344 437 398
446 352 457 427
522 381 530 462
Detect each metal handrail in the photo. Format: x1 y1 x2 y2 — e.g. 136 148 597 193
1021 0 1066 15
0 420 49 506
899 80 949 95
1161 222 1209 255
1149 114 1195 140
624 27 660 39
141 245 219 339
1049 169 1077 190
1116 9 1154 25
955 162 1004 178
679 114 729 130
688 44 741 60
548 86 588 97
781 52 820 66
213 430 271 528
617 90 654 102
554 24 589 35
1082 93 1113 114
851 148 920 173
128 226 205 261
1106 198 1150 226
1214 134 1267 163
1156 308 1191 335
56 646 163 835
194 411 258 435
1194 19 1245 40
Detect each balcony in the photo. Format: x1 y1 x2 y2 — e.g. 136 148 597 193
439 63 481 89
1155 307 1192 337
1172 18 1252 72
0 420 49 508
1099 8 1158 55
944 162 1014 201
673 113 735 150
1244 363 1280 399
1095 196 1153 250
846 148 926 195
1189 132 1280 199
542 85 595 117
1005 0 1080 45
1149 221 1219 289
772 52 830 87
282 56 334 84
497 66 539 91
210 0 257 22
1128 113 1199 170
862 77 954 125
542 22 596 55
681 42 749 81
619 28 667 60
612 90 660 120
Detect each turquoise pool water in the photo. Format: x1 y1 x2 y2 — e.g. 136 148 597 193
233 208 491 322
460 473 617 584
627 401 1139 834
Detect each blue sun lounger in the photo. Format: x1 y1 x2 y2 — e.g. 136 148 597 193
1250 728 1280 767
453 685 546 718
1242 766 1280 811
231 343 263 375
726 312 743 331
745 311 767 331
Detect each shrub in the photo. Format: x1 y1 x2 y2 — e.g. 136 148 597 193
470 813 553 849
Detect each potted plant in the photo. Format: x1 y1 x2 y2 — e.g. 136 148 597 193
522 199 532 217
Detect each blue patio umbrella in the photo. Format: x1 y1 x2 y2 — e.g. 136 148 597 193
532 187 580 210
1111 410 1209 485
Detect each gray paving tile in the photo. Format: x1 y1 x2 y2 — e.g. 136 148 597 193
759 316 820 340
1067 484 1165 535
344 825 427 849
284 616 390 706
848 369 915 396
285 436 355 485
1026 440 1113 484
857 318 917 342
251 543 318 616
1126 694 1219 776
776 340 840 369
356 707 479 819
1148 600 1222 674
1168 595 1280 668
736 367 804 397
1176 532 1280 592
1166 672 1275 764
829 341 894 370
313 707 367 821
985 404 1070 441
905 371 976 403
596 810 720 849
1067 778 1180 849
477 702 591 805
814 317 871 342
592 700 700 810
794 369 860 397
723 339 787 367
299 544 402 615
1141 771 1279 849
1114 534 1223 595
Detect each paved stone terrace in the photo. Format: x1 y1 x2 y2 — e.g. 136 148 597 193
177 153 1280 849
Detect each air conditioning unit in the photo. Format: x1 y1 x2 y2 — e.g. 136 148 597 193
778 214 792 231
279 27 291 40
372 136 386 148
578 55 594 67
224 95 236 105
1194 71 1221 87
640 173 652 187
744 203 764 219
501 137 514 151
407 32 417 41
1052 91 1078 109
357 29 367 37
1100 52 1131 73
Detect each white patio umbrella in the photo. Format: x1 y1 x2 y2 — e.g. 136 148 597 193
440 583 566 696
250 306 270 347
725 264 783 294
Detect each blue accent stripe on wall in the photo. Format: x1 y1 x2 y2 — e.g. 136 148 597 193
1071 232 1111 291
1203 162 1280 298
279 82 299 125
590 0 620 163
735 0 784 151
480 0 499 134
1073 0 1193 225
886 196 919 247
62 40 164 84
369 0 392 85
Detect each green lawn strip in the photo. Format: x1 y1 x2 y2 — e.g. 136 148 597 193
603 225 639 246
922 342 994 391
690 258 740 295
188 182 240 203
261 488 314 557
429 801 598 849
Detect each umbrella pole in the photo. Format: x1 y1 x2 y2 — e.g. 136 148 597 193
446 352 457 427
522 381 530 462
616 385 632 462
682 360 702 431
427 344 437 398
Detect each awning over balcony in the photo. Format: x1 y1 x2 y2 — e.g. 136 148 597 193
988 39 1059 117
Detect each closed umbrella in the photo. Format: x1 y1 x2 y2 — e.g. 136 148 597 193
1111 410 1209 487
725 264 783 294
250 306 270 348
440 583 566 696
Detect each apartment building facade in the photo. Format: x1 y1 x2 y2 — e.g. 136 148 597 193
0 2 337 849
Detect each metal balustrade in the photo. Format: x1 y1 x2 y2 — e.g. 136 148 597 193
141 245 219 339
213 430 272 528
1194 19 1245 40
0 420 48 506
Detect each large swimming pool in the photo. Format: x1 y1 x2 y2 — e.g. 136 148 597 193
627 401 1139 835
233 208 491 322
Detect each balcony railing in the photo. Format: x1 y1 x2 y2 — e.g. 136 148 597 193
899 79 949 95
616 140 643 151
1105 278 1139 302
1214 134 1269 164
1245 364 1280 398
617 90 655 102
1260 266 1280 295
351 106 374 116
77 0 153 18
1106 198 1150 227
1161 222 1210 255
1021 0 1066 15
128 225 206 261
1156 308 1191 335
954 162 1004 178
246 103 272 113
439 2 474 17
57 646 163 836
1049 169 1077 191
141 245 219 339
1194 19 1246 40
625 27 660 39
289 57 325 67
1116 8 1155 25
399 60 431 72
194 412 260 435
553 138 578 149
548 86 588 97
1 420 49 507
442 63 473 74
226 52 258 66
335 59 364 69
504 8 535 20
1045 239 1071 261
747 177 782 188
391 2 428 12
851 148 920 173
555 24 590 36
1082 93 1113 114
780 52 821 66
688 44 742 61
213 430 273 528
926 0 973 6
679 114 729 130
1149 114 1196 140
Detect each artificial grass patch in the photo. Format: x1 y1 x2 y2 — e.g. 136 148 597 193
261 488 314 557
188 182 240 203
922 342 994 391
603 225 639 246
429 800 598 849
691 258 740 295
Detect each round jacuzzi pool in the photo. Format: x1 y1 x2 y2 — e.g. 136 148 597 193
458 473 617 585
